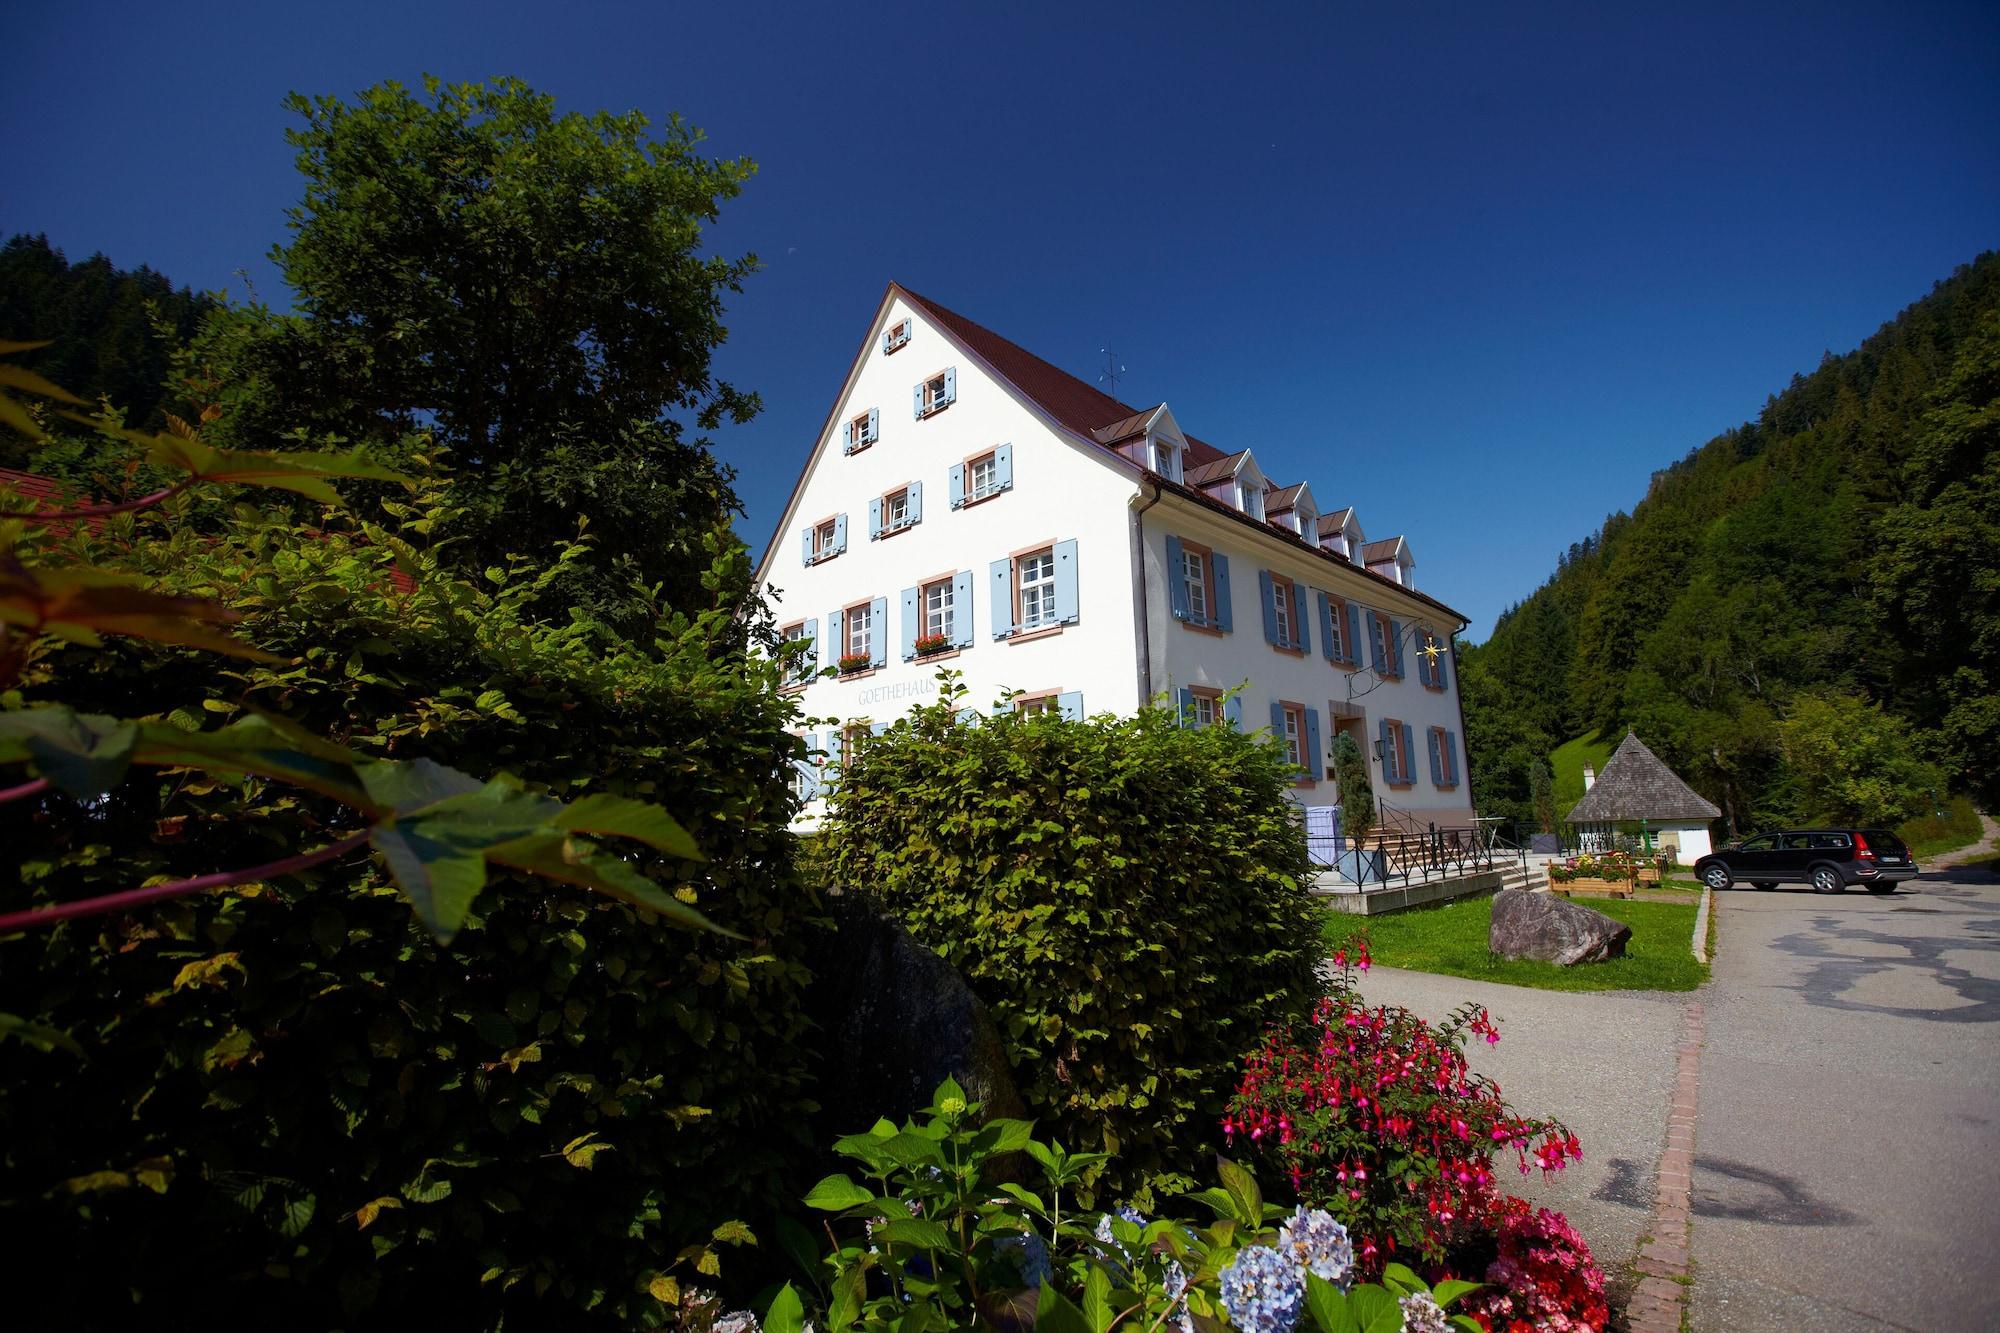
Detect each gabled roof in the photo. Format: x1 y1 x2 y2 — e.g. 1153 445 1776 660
1184 450 1251 487
1089 406 1162 445
1567 732 1722 824
1317 508 1357 538
1362 536 1408 563
1265 482 1310 512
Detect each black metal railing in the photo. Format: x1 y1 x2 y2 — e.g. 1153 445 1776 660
1308 817 1506 889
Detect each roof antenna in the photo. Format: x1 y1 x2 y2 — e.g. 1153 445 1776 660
1098 347 1126 395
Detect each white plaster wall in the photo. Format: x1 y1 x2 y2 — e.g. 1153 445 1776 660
1142 496 1477 827
1661 824 1713 862
755 295 1145 816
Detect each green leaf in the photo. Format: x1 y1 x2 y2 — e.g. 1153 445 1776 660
0 707 139 798
1431 1280 1484 1309
278 1192 318 1238
0 363 85 405
828 1263 866 1330
104 422 411 501
483 830 734 935
555 792 702 859
1215 1156 1262 1226
136 713 371 808
1379 1263 1422 1296
1081 1265 1113 1333
1303 1272 1352 1333
561 1133 613 1169
774 1214 823 1283
875 1217 953 1250
0 1012 86 1058
0 558 279 660
803 1173 873 1212
369 824 488 942
358 758 486 816
1344 1284 1404 1333
1033 1281 1093 1333
711 1219 758 1246
763 1282 805 1333
972 1118 1035 1156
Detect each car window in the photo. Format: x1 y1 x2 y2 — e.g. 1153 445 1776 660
1809 833 1851 849
1776 834 1812 850
1864 829 1908 852
1739 835 1775 851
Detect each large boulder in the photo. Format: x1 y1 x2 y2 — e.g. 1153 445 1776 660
1489 888 1632 965
803 895 1025 1134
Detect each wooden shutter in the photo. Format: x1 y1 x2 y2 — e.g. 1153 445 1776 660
870 597 888 668
1176 686 1194 726
1306 708 1323 780
800 525 813 566
913 382 924 419
866 407 879 443
949 462 966 509
1317 592 1337 662
1445 731 1460 785
802 617 818 674
832 513 848 555
1428 728 1443 785
1389 618 1405 677
951 570 975 648
1294 581 1311 655
827 608 843 657
1224 694 1243 730
1345 602 1364 666
1258 570 1278 646
994 443 1013 491
1057 691 1083 721
1165 536 1189 620
908 480 923 524
868 496 882 540
943 366 956 405
1368 610 1386 672
989 559 1013 639
1399 723 1415 783
899 587 919 661
1213 553 1233 632
1377 718 1394 780
1053 538 1078 624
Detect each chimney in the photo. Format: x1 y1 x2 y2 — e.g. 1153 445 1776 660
1583 764 1596 791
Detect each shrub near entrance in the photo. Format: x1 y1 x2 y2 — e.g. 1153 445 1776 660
820 679 1325 1204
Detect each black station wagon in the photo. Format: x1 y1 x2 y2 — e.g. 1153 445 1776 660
1694 829 1919 894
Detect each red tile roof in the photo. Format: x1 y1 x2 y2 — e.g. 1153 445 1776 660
0 467 106 537
1362 537 1406 562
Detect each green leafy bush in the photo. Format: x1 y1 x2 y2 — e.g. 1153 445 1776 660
1897 793 1983 859
0 465 820 1328
819 678 1325 1204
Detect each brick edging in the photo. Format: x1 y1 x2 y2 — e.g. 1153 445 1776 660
1626 997 1705 1332
1692 886 1713 964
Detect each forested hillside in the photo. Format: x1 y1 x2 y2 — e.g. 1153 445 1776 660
1463 251 2000 836
0 233 212 427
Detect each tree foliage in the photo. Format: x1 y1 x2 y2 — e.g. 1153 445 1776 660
191 76 761 634
818 681 1325 1205
1464 252 2000 829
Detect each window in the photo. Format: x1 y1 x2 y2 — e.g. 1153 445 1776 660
1165 535 1230 632
1015 693 1057 717
883 319 911 354
1297 506 1315 542
1281 703 1305 770
1272 579 1294 646
952 445 1013 509
1374 611 1401 677
1381 719 1412 785
1182 547 1208 621
1417 629 1447 688
915 367 956 418
812 519 838 560
1154 438 1181 481
1017 548 1057 630
844 409 878 453
1739 834 1776 852
1324 593 1348 663
1238 482 1264 519
780 620 816 686
924 577 956 642
846 601 873 661
970 452 998 498
1190 690 1218 728
1427 726 1461 788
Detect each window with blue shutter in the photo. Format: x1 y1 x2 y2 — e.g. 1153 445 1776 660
988 559 1013 639
1367 609 1387 673
943 366 956 407
1345 602 1364 666
1305 708 1323 780
912 382 925 420
993 443 1012 491
900 586 919 661
1053 539 1079 625
869 596 888 668
1317 592 1338 663
868 496 883 540
949 462 966 509
1176 686 1195 726
951 570 975 648
1165 536 1190 621
1269 699 1287 739
827 608 844 658
1378 718 1395 781
1428 728 1443 785
955 707 978 725
801 523 815 566
1388 619 1405 678
832 513 848 556
1224 693 1243 730
884 320 911 353
908 480 924 525
1258 570 1279 646
1445 731 1460 786
1399 722 1415 783
1057 691 1083 721
1213 553 1233 632
1294 581 1311 655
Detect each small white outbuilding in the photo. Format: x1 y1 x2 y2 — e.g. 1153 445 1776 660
1565 731 1722 863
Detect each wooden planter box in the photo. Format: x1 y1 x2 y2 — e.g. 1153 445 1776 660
1637 867 1664 886
1556 876 1634 899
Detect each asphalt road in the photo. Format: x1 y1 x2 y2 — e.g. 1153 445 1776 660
1690 867 2000 1332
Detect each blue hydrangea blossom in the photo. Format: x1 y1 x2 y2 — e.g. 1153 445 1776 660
1218 1245 1304 1333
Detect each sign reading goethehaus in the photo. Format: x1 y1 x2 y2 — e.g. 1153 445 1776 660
856 677 939 708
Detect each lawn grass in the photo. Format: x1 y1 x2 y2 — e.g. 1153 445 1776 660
1323 893 1709 992
1550 730 1616 819
1897 795 1984 860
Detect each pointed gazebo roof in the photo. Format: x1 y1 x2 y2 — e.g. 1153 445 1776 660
1567 732 1720 824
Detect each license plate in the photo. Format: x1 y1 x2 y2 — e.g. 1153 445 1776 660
1882 856 1903 863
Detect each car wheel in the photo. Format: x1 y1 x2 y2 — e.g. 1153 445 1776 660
1812 866 1844 894
1752 882 1778 891
1702 863 1733 890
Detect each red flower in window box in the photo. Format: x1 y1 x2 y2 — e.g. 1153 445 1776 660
913 633 951 657
837 653 872 675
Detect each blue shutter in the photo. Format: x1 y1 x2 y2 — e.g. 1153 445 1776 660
832 513 848 555
951 569 975 648
989 559 1013 639
995 443 1014 492
803 617 819 675
1269 700 1287 741
1165 536 1189 620
800 525 812 566
1057 691 1083 721
867 407 879 443
827 609 844 659
1258 570 1278 646
870 597 888 668
949 463 966 509
908 479 923 525
1368 610 1387 672
1445 731 1460 785
1176 686 1194 726
1224 693 1243 730
1295 583 1311 655
1213 553 1233 632
868 496 883 540
1377 718 1393 780
1434 639 1450 691
913 382 924 418
955 707 978 725
871 721 889 737
1400 723 1415 783
1428 728 1443 785
943 366 956 406
827 730 844 770
1306 708 1323 780
1346 602 1365 665
1317 592 1337 662
900 586 919 660
1053 538 1079 624
1389 619 1406 678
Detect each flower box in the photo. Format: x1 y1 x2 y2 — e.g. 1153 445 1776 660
913 633 951 657
1559 876 1633 899
1636 866 1663 886
837 654 872 676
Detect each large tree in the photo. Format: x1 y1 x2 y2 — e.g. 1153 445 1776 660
197 77 760 631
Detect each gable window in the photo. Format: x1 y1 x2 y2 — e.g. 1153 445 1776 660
991 540 1079 640
914 367 957 418
803 513 848 565
883 319 911 354
780 620 817 687
844 408 879 454
1165 535 1232 633
1154 438 1182 481
1296 505 1315 541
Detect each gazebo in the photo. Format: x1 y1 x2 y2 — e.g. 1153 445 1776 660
1565 732 1721 862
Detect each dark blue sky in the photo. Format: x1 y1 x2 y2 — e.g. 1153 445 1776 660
7 1 1997 638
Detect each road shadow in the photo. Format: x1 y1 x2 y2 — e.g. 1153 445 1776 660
1591 1156 1861 1226
1770 911 2000 1023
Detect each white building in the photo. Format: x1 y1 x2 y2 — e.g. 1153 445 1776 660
754 284 1478 831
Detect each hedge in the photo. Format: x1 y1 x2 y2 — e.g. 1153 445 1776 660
819 679 1325 1204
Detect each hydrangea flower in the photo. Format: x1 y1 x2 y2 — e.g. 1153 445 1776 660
1161 1260 1195 1333
1218 1245 1304 1333
992 1231 1053 1289
1276 1206 1355 1288
712 1314 760 1333
1397 1292 1451 1333
1092 1205 1148 1249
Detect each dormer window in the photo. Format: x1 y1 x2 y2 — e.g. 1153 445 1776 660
1154 438 1181 481
1296 505 1315 542
883 319 911 354
1238 482 1264 520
